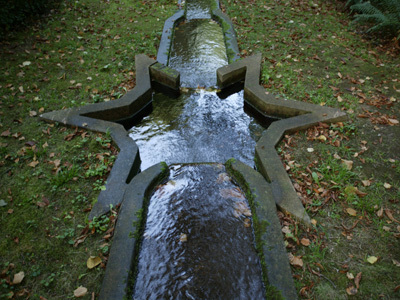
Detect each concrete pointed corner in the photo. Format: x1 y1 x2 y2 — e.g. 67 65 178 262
39 55 180 219
217 54 347 225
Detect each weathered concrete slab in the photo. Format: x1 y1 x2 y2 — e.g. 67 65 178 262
217 54 347 225
99 163 169 300
226 159 298 300
150 62 180 90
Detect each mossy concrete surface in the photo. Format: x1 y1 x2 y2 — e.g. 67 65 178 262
150 62 180 90
99 163 168 300
157 10 185 65
217 54 347 224
227 159 297 300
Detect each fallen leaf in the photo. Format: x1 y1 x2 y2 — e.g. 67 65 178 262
179 233 187 242
346 208 357 216
382 226 391 232
243 218 251 228
12 271 25 284
87 256 101 269
355 272 362 289
385 209 400 224
289 254 303 268
388 118 399 125
346 286 357 295
0 200 7 207
361 180 371 187
22 61 31 67
377 207 384 218
346 272 354 280
307 148 314 153
28 160 39 168
311 219 317 226
367 256 378 264
74 286 87 298
341 159 353 170
1 129 11 137
300 238 310 246
392 259 400 267
384 183 392 189
29 111 37 117
337 95 344 102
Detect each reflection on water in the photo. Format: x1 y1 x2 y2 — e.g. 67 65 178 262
129 90 265 170
185 0 214 20
168 19 227 88
132 164 265 299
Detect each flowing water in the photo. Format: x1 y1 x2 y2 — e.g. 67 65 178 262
129 90 265 170
168 19 228 88
129 1 268 298
132 164 265 299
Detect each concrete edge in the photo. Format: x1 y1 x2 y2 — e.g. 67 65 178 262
98 163 169 300
211 8 240 63
157 10 185 65
226 159 298 300
216 55 348 225
38 54 162 219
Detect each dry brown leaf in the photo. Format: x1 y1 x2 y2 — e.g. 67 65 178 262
392 259 400 267
346 286 358 295
361 180 371 187
341 159 353 170
384 183 392 189
346 208 357 217
74 286 87 298
1 129 11 137
289 254 303 268
383 226 391 232
377 207 384 218
385 209 400 224
29 111 37 117
388 118 399 125
346 272 354 280
28 160 39 168
179 233 187 242
300 238 310 246
355 272 362 289
87 256 102 269
12 271 24 285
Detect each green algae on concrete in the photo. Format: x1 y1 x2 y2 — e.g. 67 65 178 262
98 163 169 300
226 159 297 300
150 62 180 91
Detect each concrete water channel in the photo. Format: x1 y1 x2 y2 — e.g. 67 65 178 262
40 0 347 298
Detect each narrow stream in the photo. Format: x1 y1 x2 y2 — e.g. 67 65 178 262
132 164 265 299
129 1 268 298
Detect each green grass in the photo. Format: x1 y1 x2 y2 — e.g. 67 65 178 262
1 0 400 299
223 0 400 298
0 0 177 298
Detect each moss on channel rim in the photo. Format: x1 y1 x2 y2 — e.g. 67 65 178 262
225 158 283 300
125 163 170 299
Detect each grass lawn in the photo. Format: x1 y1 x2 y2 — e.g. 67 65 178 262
1 0 399 299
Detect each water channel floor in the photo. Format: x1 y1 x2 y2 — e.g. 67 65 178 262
132 164 265 299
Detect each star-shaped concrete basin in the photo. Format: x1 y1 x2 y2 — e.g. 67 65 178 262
40 54 180 219
217 53 347 224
